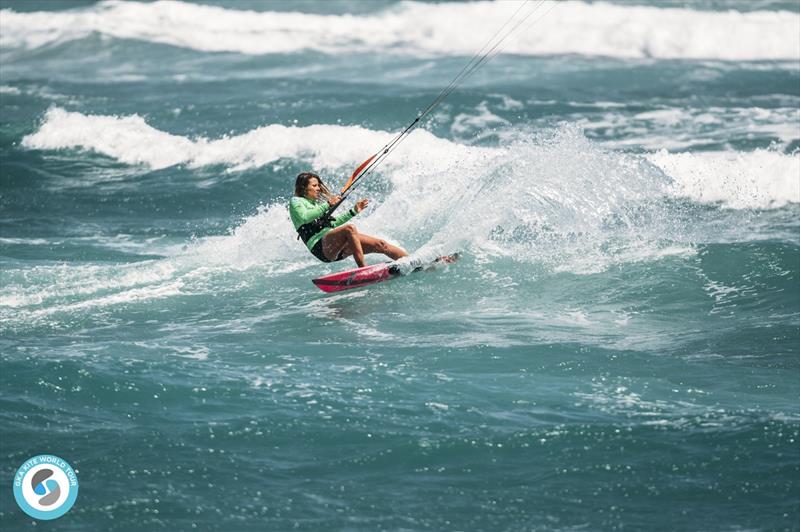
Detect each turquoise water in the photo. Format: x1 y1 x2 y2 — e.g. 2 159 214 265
1 1 799 530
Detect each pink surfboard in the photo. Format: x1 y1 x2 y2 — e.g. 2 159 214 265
312 254 458 293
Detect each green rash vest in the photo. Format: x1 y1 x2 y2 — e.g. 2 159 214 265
289 196 357 251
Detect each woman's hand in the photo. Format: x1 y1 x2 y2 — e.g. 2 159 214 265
327 195 341 207
355 199 369 213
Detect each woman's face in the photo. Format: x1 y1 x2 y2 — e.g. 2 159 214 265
305 177 321 200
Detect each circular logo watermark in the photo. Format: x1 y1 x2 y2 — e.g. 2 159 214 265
13 455 78 520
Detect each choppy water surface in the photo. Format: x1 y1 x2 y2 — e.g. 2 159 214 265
1 1 798 530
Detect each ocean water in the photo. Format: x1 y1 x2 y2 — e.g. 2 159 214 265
1 0 799 530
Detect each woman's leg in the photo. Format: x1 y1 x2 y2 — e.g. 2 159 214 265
321 225 407 267
321 224 365 266
359 233 408 261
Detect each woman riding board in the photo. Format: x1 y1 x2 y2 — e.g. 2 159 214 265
289 172 408 267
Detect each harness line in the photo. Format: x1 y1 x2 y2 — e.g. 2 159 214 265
330 0 556 214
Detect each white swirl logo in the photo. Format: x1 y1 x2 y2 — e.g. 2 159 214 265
13 455 78 520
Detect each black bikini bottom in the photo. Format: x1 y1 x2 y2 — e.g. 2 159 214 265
310 239 345 263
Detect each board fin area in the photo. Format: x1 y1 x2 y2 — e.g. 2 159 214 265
312 253 459 293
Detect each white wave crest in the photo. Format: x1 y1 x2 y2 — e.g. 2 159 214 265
576 105 800 152
21 106 484 173
23 107 799 212
649 149 800 210
1 0 798 61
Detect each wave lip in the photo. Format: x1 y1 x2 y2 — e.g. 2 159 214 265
2 0 799 61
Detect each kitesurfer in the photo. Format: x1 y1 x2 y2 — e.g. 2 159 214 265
289 172 408 267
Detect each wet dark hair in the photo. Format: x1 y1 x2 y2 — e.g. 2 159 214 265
294 172 332 200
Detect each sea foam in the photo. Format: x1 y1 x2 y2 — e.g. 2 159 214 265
1 0 798 61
